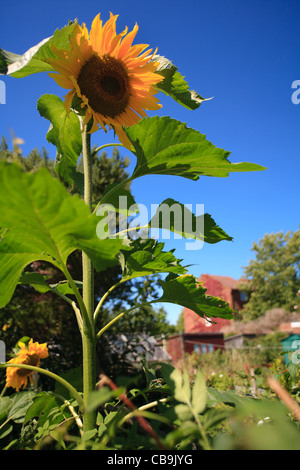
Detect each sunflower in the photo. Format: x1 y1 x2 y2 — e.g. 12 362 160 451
47 13 163 147
6 339 49 391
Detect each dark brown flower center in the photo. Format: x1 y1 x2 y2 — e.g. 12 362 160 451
16 354 40 377
77 54 130 118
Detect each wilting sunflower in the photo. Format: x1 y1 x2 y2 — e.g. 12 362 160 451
47 13 163 147
6 339 49 391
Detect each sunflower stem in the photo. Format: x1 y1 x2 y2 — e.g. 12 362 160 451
81 122 97 432
0 363 84 411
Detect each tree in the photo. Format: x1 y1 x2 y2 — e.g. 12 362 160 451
175 310 184 332
239 229 300 321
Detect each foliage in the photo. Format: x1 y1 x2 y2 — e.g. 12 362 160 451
175 311 185 333
187 337 287 390
0 141 173 381
0 14 271 451
239 229 300 320
125 116 263 181
1 361 300 450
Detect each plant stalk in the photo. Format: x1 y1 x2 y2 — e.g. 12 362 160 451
0 363 84 411
81 123 96 432
94 279 123 322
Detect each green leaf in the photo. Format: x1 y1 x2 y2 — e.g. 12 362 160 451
68 167 84 195
154 274 234 320
82 429 98 441
24 392 54 424
206 388 256 407
0 228 50 309
0 397 13 422
19 272 82 296
8 392 36 423
191 369 206 415
25 393 63 428
202 408 232 431
117 239 187 281
161 366 206 425
100 183 136 215
18 272 51 293
174 404 193 421
0 22 77 77
0 162 123 308
37 94 82 183
164 421 199 449
54 367 83 399
86 388 123 413
160 364 191 404
149 198 233 244
53 280 83 295
201 213 233 244
0 421 13 440
124 116 266 181
153 55 207 110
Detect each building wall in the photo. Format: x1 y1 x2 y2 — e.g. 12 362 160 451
183 334 225 355
200 275 234 306
232 289 246 311
184 308 231 333
224 334 257 349
164 334 225 362
165 336 184 362
184 274 243 333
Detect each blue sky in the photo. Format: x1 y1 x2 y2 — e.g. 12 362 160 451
1 0 299 324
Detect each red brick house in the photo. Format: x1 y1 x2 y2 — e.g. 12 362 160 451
184 274 248 333
279 322 300 335
159 332 225 362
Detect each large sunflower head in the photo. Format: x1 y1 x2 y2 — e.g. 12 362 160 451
47 13 164 147
6 339 49 391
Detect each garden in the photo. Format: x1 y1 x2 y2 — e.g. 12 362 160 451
0 9 300 453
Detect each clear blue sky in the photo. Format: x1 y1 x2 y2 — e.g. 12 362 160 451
1 0 299 324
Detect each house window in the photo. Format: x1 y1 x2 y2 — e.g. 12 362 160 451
199 343 214 354
240 291 248 302
193 344 200 353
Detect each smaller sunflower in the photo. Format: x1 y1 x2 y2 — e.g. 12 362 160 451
6 339 49 392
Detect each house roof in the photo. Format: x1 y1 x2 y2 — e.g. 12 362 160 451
224 333 257 342
199 274 250 290
199 274 239 289
160 332 224 341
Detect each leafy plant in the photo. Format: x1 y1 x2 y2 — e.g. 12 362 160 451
0 13 269 450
